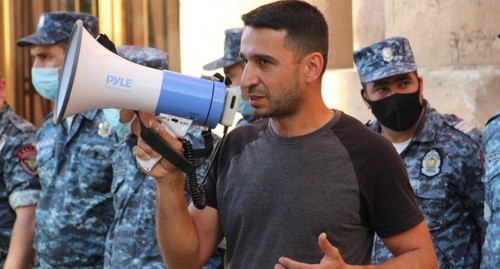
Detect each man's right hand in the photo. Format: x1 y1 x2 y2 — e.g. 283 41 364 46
134 117 186 181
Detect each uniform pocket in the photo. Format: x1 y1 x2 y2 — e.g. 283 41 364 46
413 176 447 231
71 144 113 193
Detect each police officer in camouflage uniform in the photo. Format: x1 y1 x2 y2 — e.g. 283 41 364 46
104 45 222 269
203 28 257 127
0 70 39 268
17 12 118 268
353 37 486 269
480 112 500 269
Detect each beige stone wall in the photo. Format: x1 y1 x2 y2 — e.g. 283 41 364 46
352 0 385 51
385 0 500 67
311 0 354 69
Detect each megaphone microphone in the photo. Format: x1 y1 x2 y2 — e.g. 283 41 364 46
55 20 240 209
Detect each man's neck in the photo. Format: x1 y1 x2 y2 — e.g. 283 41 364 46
270 106 334 137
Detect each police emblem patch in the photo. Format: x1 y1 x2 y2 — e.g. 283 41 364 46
98 120 112 138
16 145 37 176
421 148 441 177
381 47 394 62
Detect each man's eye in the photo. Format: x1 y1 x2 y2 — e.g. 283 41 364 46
260 59 270 65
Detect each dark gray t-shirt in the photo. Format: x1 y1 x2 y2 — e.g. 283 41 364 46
205 110 423 268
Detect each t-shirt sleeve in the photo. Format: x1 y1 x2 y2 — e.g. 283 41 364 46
334 113 423 239
361 137 424 238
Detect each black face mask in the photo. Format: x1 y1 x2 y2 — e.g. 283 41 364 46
366 88 423 131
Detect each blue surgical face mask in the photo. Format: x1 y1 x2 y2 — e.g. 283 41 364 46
103 108 133 137
31 67 60 100
232 86 254 117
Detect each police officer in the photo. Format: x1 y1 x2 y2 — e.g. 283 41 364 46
353 37 486 269
203 28 257 126
17 12 118 268
0 70 39 268
480 112 500 269
104 45 222 269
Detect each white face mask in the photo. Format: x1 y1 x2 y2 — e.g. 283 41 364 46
31 67 60 100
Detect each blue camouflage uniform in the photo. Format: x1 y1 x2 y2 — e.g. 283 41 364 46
0 104 39 266
368 101 486 268
480 113 500 269
104 45 222 269
34 110 117 268
353 37 486 269
16 11 117 268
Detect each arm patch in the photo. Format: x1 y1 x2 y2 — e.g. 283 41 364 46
16 145 38 176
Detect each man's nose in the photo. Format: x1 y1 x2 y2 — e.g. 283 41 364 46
240 64 259 90
32 58 43 68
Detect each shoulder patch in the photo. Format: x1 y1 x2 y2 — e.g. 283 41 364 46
16 145 37 176
454 120 476 134
442 114 481 142
9 116 36 133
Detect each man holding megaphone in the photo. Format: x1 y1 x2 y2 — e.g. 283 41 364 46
17 11 118 268
133 1 439 268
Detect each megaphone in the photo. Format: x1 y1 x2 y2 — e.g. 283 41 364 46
54 20 240 130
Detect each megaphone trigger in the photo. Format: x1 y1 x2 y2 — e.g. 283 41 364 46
136 155 162 172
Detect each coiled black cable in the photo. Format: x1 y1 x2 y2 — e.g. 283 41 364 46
181 139 206 209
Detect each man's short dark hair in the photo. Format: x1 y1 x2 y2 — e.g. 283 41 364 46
241 0 329 73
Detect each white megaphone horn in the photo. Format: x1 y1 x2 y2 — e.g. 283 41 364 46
54 20 240 129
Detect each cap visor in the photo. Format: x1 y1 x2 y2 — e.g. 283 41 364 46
17 33 60 47
203 58 240 71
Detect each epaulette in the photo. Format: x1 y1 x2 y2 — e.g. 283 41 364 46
442 113 481 142
8 116 37 134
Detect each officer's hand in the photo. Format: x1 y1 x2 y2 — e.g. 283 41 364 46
274 233 350 269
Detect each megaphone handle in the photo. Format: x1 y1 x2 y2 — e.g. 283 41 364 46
140 127 195 174
136 155 162 172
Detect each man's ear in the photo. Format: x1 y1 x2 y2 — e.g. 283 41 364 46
304 52 323 84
